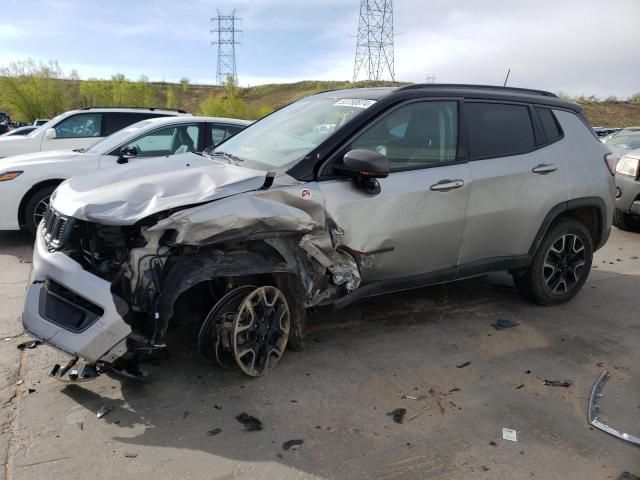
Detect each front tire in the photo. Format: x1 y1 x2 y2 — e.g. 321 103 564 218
613 208 640 232
23 185 57 237
513 218 593 305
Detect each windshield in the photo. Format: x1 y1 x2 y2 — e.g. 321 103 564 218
85 119 157 154
207 96 376 170
607 133 640 150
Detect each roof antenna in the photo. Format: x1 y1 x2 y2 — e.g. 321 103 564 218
503 68 511 87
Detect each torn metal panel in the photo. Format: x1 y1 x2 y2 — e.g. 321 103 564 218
588 371 640 446
149 183 327 245
51 153 267 225
299 232 361 292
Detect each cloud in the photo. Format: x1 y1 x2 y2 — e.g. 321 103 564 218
0 0 638 97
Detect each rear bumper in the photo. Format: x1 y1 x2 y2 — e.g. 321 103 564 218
22 224 131 363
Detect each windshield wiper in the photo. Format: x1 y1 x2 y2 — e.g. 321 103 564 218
72 148 86 153
208 151 244 163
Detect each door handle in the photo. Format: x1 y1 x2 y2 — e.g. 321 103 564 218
430 179 465 192
532 163 558 174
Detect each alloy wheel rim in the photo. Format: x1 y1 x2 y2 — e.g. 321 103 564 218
33 196 50 228
232 286 290 377
543 234 586 294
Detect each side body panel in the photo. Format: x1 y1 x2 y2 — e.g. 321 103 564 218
319 164 471 283
557 110 616 226
458 142 568 264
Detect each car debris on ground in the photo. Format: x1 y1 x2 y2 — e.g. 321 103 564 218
282 439 304 450
387 408 407 424
16 339 41 350
235 412 263 431
502 428 518 442
543 379 572 387
96 405 112 418
588 371 640 446
492 319 520 330
456 361 471 369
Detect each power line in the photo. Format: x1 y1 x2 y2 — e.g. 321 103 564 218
353 0 395 82
211 10 242 85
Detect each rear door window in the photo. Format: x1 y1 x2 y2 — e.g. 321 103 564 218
102 112 166 136
466 102 535 158
210 124 245 146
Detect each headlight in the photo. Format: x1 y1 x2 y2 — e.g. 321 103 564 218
0 171 23 181
615 156 640 177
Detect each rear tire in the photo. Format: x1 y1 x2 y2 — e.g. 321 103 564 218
613 208 640 232
23 185 57 237
513 218 593 305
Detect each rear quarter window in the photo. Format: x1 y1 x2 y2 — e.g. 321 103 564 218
466 102 535 158
536 107 563 143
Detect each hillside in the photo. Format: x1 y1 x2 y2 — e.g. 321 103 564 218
2 76 639 127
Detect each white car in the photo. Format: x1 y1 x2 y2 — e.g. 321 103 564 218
0 115 250 234
0 107 191 159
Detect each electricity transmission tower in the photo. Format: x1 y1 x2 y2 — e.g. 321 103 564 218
353 0 395 82
211 10 242 85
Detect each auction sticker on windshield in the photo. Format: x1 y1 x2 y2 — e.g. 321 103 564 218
333 99 377 109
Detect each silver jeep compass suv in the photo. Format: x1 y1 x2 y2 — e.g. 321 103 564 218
22 85 616 380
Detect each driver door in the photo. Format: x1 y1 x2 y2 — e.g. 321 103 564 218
318 100 470 283
98 123 202 169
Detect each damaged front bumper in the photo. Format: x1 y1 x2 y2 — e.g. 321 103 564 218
22 224 132 364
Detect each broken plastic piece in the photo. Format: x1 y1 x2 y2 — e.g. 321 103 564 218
387 408 407 424
235 412 263 431
502 428 518 442
282 439 304 450
456 361 471 369
207 428 222 436
588 371 640 446
544 379 572 387
96 406 112 419
492 319 519 330
16 339 42 350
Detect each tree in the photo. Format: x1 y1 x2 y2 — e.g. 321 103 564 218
0 59 70 121
166 86 177 109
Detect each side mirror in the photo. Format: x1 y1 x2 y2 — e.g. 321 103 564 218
335 149 390 179
117 146 138 164
44 128 56 140
334 149 389 194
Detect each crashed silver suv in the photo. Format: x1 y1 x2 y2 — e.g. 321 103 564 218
23 85 616 380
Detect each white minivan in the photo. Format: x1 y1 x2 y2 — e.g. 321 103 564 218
0 107 190 159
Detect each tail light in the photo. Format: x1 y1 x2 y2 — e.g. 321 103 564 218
604 153 618 176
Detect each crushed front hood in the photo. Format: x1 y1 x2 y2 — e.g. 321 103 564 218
51 153 268 225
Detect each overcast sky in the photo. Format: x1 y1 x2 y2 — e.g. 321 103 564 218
1 0 638 98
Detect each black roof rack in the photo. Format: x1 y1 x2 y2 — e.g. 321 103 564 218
397 84 557 98
79 106 188 113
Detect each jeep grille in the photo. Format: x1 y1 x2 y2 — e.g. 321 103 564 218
42 206 73 249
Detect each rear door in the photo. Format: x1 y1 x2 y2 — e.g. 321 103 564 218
319 99 471 283
457 101 568 272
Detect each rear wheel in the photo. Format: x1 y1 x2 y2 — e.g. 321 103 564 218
613 208 640 232
23 185 57 237
513 218 593 305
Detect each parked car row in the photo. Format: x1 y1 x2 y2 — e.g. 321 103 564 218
0 110 250 235
5 84 617 381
